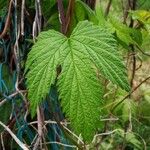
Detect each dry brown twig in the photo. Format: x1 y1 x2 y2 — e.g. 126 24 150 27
21 0 26 36
33 107 46 150
112 75 150 112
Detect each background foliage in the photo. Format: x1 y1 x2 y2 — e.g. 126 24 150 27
0 0 150 149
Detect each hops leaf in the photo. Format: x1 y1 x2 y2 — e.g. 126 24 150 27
25 21 130 141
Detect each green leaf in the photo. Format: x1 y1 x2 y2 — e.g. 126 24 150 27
109 17 143 46
94 1 109 28
117 130 142 149
25 30 67 114
75 0 98 24
121 99 137 122
25 20 130 141
137 0 150 9
41 0 56 19
45 13 60 31
130 10 150 35
130 10 150 23
75 1 86 21
0 0 7 9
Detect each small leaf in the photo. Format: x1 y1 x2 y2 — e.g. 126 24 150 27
76 0 98 24
75 1 86 21
117 130 142 149
109 17 143 46
130 10 150 35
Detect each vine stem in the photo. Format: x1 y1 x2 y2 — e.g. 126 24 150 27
57 0 66 34
21 0 25 36
65 0 75 34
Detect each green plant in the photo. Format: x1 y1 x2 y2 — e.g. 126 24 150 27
0 0 150 149
25 20 130 142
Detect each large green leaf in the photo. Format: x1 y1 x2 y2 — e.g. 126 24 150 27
25 21 130 141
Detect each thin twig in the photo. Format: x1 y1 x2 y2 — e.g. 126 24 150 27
32 20 37 42
0 133 5 150
0 121 29 150
21 0 26 36
111 76 150 112
100 117 119 121
0 0 13 39
61 124 84 145
30 141 77 149
35 0 42 32
33 107 44 150
42 141 77 148
95 129 120 137
136 45 150 57
92 129 122 144
135 56 142 71
105 0 112 17
32 0 42 41
0 90 27 107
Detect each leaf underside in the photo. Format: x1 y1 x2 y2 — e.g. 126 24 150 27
25 20 130 142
